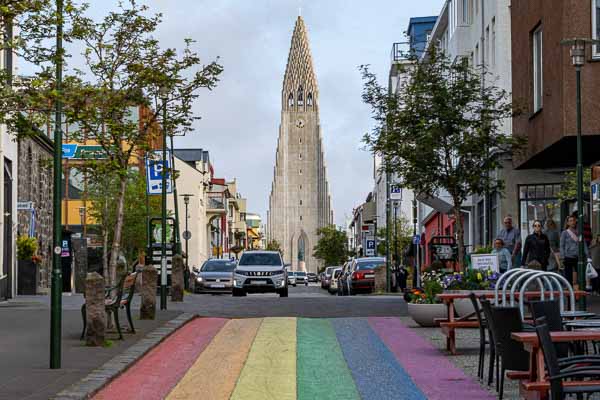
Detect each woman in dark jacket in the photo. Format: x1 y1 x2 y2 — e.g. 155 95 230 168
522 220 551 270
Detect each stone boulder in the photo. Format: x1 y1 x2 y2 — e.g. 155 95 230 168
140 265 157 320
171 254 184 302
85 272 106 346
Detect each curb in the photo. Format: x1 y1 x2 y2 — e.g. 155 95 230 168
53 313 197 400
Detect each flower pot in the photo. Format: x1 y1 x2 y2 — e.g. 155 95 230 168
18 260 38 295
407 302 447 327
454 297 476 317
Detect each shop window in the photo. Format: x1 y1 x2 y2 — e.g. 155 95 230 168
518 183 562 241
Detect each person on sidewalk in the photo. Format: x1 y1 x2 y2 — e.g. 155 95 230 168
492 238 512 273
560 215 589 286
498 215 522 267
590 235 600 294
544 219 561 271
521 220 551 271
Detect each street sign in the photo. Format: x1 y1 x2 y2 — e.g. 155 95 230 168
390 184 402 200
146 150 173 195
412 234 421 245
17 201 34 210
62 144 105 159
182 230 192 240
366 239 376 256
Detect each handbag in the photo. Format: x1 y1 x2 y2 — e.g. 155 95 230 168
586 260 598 279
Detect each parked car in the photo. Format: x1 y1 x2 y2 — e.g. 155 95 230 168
287 271 297 287
328 267 342 295
295 271 308 285
321 266 336 289
232 251 288 297
337 262 352 296
190 259 237 294
307 272 318 282
345 257 385 295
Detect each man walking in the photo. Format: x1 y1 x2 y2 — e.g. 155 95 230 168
498 215 522 267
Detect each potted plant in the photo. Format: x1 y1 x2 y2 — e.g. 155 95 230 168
442 269 500 316
17 235 39 295
406 271 447 327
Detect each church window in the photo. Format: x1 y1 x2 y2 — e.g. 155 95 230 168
299 153 302 160
300 215 303 221
307 93 313 106
297 86 304 106
299 185 302 190
300 200 302 206
299 137 302 144
299 169 302 175
288 93 294 108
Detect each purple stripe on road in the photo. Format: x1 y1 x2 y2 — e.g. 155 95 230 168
369 317 495 400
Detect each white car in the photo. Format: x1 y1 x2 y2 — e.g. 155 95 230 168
232 251 288 297
328 268 342 295
287 271 297 287
295 271 308 285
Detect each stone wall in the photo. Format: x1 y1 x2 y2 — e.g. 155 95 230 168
17 136 54 292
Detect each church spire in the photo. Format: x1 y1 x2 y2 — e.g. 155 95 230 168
282 16 318 111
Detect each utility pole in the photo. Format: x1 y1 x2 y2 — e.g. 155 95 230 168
385 171 391 292
412 199 418 289
169 134 181 255
160 87 168 310
50 0 64 369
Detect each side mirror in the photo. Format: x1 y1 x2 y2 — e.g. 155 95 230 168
192 267 200 274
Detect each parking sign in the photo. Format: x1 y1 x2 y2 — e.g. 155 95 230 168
146 151 173 195
366 239 376 256
390 184 402 200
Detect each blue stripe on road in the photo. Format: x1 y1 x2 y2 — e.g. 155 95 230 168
331 318 427 400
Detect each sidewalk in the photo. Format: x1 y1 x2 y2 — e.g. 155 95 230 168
0 294 180 400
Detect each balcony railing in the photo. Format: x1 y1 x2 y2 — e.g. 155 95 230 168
391 42 411 62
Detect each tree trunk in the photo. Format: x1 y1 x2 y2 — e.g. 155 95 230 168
102 226 108 286
108 176 127 287
452 198 465 271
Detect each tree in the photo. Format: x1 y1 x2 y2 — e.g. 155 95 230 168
313 225 348 270
361 48 522 268
557 169 591 203
376 215 412 261
266 239 283 257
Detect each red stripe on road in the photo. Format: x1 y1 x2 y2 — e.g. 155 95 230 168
93 317 227 400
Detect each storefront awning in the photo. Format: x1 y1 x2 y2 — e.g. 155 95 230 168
416 194 453 214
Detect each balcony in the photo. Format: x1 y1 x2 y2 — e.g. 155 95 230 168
391 42 411 63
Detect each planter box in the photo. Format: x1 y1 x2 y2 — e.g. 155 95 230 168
407 302 447 327
18 260 38 295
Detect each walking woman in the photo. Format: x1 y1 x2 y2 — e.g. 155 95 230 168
560 215 589 286
521 220 551 270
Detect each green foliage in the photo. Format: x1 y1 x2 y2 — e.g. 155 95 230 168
408 271 443 304
557 169 591 202
17 235 38 260
473 246 494 254
266 240 283 256
361 48 524 268
313 225 349 268
376 215 412 258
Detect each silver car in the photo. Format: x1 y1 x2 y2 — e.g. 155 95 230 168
232 251 288 297
191 259 237 294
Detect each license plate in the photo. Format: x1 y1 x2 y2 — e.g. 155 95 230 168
365 274 374 278
251 280 266 285
211 284 225 288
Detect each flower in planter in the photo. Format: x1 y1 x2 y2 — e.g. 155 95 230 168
31 255 43 265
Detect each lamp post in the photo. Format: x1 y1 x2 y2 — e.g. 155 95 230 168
561 38 600 309
412 199 418 288
50 0 64 370
159 85 168 310
182 194 193 280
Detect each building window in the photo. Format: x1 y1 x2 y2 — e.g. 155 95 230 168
532 25 543 113
594 0 600 57
518 184 562 241
460 0 472 25
299 169 302 175
490 191 499 241
299 153 302 160
297 86 304 106
491 18 496 66
288 93 294 108
477 200 484 246
299 200 302 206
299 185 302 190
300 215 303 221
299 137 302 144
307 93 313 106
475 43 479 66
485 26 490 66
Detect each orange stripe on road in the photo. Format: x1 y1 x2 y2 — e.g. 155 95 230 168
166 318 262 400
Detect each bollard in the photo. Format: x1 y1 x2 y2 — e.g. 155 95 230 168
374 265 387 293
140 265 157 319
171 254 184 302
85 272 106 346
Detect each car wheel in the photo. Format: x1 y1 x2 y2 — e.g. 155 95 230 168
232 288 246 297
279 287 289 297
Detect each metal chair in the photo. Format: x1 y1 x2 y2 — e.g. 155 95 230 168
480 298 499 389
469 292 489 381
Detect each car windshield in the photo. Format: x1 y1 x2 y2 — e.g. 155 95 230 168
296 272 306 276
201 261 236 272
356 261 384 271
325 267 334 275
238 253 282 266
334 270 342 278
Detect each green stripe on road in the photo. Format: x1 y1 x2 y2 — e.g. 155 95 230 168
297 318 360 400
230 317 297 400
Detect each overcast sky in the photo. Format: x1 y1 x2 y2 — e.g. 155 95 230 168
34 0 443 226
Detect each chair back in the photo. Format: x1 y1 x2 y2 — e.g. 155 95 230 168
123 272 138 304
534 317 562 378
480 298 497 343
489 306 530 371
530 300 568 358
468 292 485 331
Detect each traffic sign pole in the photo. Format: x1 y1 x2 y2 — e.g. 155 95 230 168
160 93 168 310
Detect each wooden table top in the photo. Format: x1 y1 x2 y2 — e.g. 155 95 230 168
511 330 600 345
437 290 587 300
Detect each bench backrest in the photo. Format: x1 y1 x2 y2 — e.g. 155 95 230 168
123 272 138 303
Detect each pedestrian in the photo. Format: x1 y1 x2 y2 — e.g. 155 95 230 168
492 238 512 273
544 219 561 271
521 220 551 270
497 215 522 267
560 215 589 286
590 235 600 294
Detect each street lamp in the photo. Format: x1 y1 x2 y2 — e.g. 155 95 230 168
159 85 168 310
561 38 600 309
182 194 193 287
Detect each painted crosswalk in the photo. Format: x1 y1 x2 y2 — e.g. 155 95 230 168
93 317 494 400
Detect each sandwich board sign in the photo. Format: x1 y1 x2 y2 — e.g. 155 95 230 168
471 254 500 273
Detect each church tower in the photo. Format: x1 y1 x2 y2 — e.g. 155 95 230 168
267 16 333 273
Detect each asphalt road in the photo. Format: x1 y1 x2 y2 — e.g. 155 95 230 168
176 283 408 318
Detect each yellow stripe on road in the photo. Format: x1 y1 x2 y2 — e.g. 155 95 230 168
230 317 297 400
166 318 262 400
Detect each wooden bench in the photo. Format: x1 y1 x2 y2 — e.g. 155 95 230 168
436 319 479 355
81 272 138 340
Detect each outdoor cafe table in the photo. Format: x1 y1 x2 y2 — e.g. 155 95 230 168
436 290 587 355
511 330 600 399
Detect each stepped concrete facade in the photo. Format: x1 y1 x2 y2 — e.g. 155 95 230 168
267 16 332 273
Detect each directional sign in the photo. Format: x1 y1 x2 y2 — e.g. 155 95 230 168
412 234 421 245
390 184 402 200
146 150 173 195
62 144 105 160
